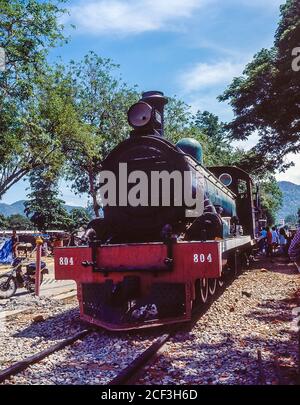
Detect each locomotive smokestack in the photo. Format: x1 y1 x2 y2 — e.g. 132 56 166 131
141 91 168 136
127 91 168 137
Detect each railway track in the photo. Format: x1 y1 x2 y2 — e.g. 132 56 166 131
0 282 224 385
0 327 171 385
0 328 92 383
1 257 299 385
109 333 172 385
108 283 229 385
0 270 245 385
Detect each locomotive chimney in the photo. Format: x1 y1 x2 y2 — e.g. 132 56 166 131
127 90 168 137
141 91 168 136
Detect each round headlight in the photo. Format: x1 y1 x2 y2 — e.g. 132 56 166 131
127 101 153 128
219 173 233 187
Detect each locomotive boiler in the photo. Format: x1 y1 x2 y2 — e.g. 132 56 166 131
54 91 262 331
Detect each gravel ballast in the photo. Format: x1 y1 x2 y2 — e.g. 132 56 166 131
0 295 158 385
1 256 299 385
138 258 300 385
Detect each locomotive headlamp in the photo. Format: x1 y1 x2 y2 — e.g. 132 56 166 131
127 101 153 128
128 91 168 136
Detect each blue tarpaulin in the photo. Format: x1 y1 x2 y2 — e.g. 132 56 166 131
0 238 13 264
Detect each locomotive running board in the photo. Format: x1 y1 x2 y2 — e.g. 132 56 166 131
220 235 254 253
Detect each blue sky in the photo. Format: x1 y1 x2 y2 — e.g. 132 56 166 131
3 0 299 206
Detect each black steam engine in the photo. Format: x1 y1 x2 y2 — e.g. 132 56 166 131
55 91 263 331
88 91 259 245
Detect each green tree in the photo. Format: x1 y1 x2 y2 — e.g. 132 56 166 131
164 97 191 143
193 110 239 166
194 110 227 143
259 176 283 225
67 208 91 233
64 52 138 216
27 64 86 176
24 167 70 231
0 213 9 229
7 214 32 230
219 0 300 173
0 0 68 198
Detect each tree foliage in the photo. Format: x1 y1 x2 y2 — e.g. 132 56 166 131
66 208 91 233
219 0 300 173
259 176 283 225
0 213 9 229
24 167 70 231
63 52 139 216
0 0 67 198
193 110 247 166
7 213 32 230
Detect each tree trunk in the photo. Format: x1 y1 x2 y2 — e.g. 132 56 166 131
88 169 100 218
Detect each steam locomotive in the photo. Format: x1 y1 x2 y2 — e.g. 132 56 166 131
55 91 263 330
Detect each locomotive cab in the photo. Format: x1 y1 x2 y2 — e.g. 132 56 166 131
209 166 257 239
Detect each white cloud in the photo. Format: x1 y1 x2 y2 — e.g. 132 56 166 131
276 155 300 185
233 131 260 151
68 0 205 35
187 92 232 119
179 61 244 93
66 0 282 36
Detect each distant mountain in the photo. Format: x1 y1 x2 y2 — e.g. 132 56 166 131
277 181 300 221
0 200 83 217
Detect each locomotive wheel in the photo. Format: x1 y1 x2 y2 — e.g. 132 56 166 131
208 278 217 296
193 279 201 308
200 278 209 303
218 278 225 288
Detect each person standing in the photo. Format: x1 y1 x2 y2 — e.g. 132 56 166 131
271 226 279 255
11 230 19 258
258 227 267 254
266 227 273 258
279 228 288 256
